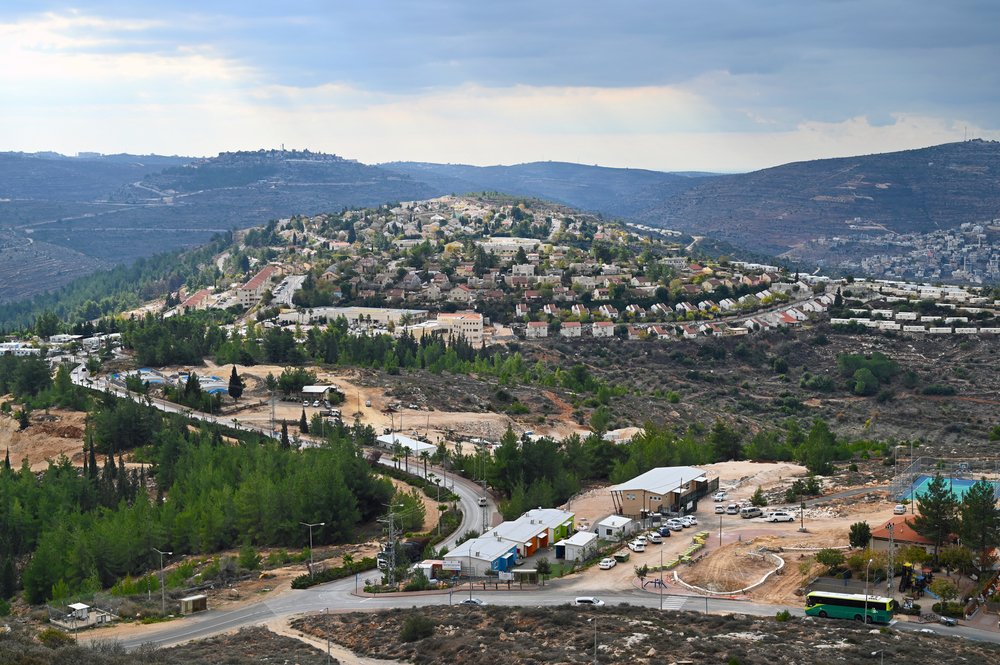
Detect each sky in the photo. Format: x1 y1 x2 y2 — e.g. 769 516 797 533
2 1 998 172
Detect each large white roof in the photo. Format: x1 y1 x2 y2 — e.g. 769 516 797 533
448 536 516 562
611 466 707 496
487 509 574 544
377 433 436 454
555 531 599 547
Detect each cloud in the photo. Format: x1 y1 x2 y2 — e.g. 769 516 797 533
0 3 998 170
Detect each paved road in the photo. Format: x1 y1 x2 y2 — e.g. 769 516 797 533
115 572 1000 650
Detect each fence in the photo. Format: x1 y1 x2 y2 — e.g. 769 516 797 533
887 456 1000 501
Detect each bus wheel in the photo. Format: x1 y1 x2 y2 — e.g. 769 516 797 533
854 615 862 622
865 616 873 624
818 611 827 618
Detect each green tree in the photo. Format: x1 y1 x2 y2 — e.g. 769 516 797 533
958 479 1000 568
911 474 958 561
750 486 767 507
35 310 61 338
849 521 872 549
228 365 244 401
299 409 309 434
929 578 959 612
815 548 846 571
852 368 878 396
939 544 975 576
281 421 290 449
589 406 611 434
534 556 552 586
17 409 30 431
708 419 743 462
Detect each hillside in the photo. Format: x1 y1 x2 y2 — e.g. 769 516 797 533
635 139 1000 254
0 152 191 201
383 160 724 218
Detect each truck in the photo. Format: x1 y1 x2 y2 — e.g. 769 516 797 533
376 536 431 571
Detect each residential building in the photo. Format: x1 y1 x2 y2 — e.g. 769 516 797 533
436 311 484 344
609 466 718 519
526 321 548 339
238 265 279 309
560 321 582 338
592 321 615 338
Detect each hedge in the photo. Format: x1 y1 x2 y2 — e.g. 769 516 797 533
290 557 376 589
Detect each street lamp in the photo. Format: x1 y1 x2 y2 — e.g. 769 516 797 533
300 522 326 579
153 548 172 618
588 617 598 665
865 558 873 623
872 650 883 665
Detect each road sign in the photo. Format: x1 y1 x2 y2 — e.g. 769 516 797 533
499 572 514 581
442 560 462 571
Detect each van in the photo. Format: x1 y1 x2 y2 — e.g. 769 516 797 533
740 506 763 519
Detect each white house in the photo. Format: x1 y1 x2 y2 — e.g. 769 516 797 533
553 531 600 562
594 515 635 542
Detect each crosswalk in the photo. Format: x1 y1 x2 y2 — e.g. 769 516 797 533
648 595 687 611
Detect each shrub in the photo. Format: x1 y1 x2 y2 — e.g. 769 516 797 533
400 614 436 642
923 384 956 396
775 610 792 622
37 628 74 648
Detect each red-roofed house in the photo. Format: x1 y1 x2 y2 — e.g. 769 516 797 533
239 265 279 308
871 516 957 556
182 289 211 311
526 321 549 339
592 321 615 338
561 321 582 338
626 326 642 340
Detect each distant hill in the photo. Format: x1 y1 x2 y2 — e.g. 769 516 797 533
0 152 192 202
382 161 725 219
634 139 1000 254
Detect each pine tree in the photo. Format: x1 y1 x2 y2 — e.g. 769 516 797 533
299 409 309 434
88 439 98 480
281 421 290 449
3 448 9 471
0 557 15 599
228 365 244 402
959 479 1000 568
912 473 958 561
16 410 29 431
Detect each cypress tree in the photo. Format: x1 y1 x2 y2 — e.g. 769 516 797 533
88 439 98 480
281 421 290 449
299 409 309 434
3 448 9 471
228 365 244 402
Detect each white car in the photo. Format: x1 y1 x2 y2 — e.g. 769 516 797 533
303 400 309 407
665 519 685 531
681 516 698 527
894 504 907 515
599 558 617 570
365 400 372 407
460 598 487 606
574 597 605 606
627 540 646 552
646 532 662 544
764 511 794 523
713 491 729 502
715 505 726 514
634 535 648 546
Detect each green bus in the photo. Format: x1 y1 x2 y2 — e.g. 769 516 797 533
805 591 895 624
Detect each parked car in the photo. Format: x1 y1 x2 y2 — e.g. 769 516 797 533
646 532 662 544
894 504 907 515
627 540 646 552
656 526 673 537
681 516 698 527
665 519 685 531
740 506 763 519
574 597 605 606
303 400 310 407
478 496 488 507
313 400 320 407
726 504 740 514
938 616 956 627
715 505 726 514
460 598 487 606
712 491 729 502
634 535 648 546
365 400 372 407
764 511 794 523
599 558 617 570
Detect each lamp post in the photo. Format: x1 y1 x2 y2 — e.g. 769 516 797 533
325 607 331 664
153 547 172 618
300 521 326 579
872 650 883 665
659 548 663 611
865 558 873 623
588 617 598 665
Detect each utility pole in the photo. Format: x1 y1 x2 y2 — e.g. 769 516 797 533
300 522 325 579
885 523 895 600
381 503 403 585
153 548 172 618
